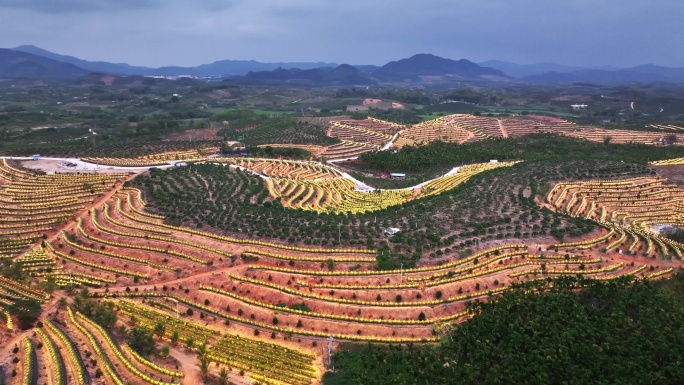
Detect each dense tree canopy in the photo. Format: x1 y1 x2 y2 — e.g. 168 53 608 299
325 274 684 385
359 134 684 172
8 299 42 329
128 326 156 357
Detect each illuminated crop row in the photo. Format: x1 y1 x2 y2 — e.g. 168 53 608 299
47 241 148 279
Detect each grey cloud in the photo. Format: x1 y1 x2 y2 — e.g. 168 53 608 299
0 0 682 67
0 0 160 14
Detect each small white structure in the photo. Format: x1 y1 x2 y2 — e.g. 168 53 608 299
384 227 401 237
489 159 498 163
571 104 588 110
390 173 406 179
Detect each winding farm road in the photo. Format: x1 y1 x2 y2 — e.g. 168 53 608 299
6 153 478 206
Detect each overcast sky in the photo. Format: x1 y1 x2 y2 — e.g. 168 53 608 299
1 0 682 68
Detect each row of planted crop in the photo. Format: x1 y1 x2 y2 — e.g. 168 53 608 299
46 270 117 286
226 273 507 307
5 180 114 193
604 230 627 251
211 332 315 365
206 338 317 384
104 292 440 343
407 251 529 282
206 335 317 378
510 262 624 278
108 201 233 259
21 336 36 385
0 275 50 301
43 320 89 385
105 201 172 235
6 193 87 206
312 281 420 290
115 300 217 341
419 261 545 287
16 259 54 269
82 215 208 265
248 245 527 278
124 193 165 219
646 267 674 279
0 203 81 216
551 229 615 249
53 277 104 288
0 227 52 237
74 310 179 384
70 226 177 271
243 249 375 263
0 219 59 229
588 265 647 281
4 184 110 195
207 346 313 385
121 187 147 205
36 328 67 385
14 190 95 204
6 189 105 203
67 308 128 385
3 310 12 331
201 284 466 325
117 301 218 342
47 241 148 279
121 343 183 378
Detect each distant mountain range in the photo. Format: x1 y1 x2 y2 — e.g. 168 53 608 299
12 45 338 77
242 54 505 85
0 48 88 78
521 64 684 84
479 60 684 83
478 60 620 78
374 54 507 81
2 45 684 85
242 64 377 86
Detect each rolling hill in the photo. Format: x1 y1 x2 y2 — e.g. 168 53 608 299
0 48 88 78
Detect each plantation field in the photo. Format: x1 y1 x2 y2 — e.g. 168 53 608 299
393 114 684 148
320 118 402 160
1 135 684 385
218 113 339 148
0 140 225 159
546 176 684 258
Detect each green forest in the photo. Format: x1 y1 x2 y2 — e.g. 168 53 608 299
359 134 684 173
325 274 684 385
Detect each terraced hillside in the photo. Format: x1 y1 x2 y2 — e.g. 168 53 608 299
1 139 684 385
